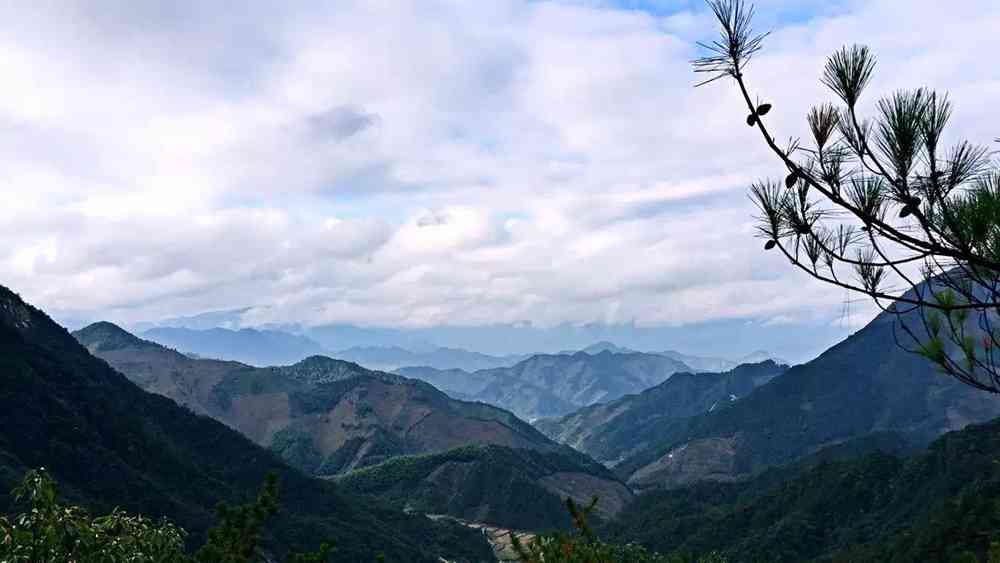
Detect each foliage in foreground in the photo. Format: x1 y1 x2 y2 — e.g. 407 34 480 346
0 469 334 563
697 0 1000 394
511 497 726 563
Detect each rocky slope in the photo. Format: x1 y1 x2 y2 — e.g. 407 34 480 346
76 322 555 475
0 286 490 561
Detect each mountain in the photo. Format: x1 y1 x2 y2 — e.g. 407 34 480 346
0 286 491 561
576 341 635 355
337 444 633 531
534 360 788 464
609 300 1000 490
394 366 494 398
75 323 558 475
76 321 631 531
657 350 738 373
142 326 328 366
132 307 254 332
737 349 789 366
471 351 693 421
335 345 527 372
604 418 1000 562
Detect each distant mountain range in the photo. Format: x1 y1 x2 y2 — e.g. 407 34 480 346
129 309 837 365
333 345 528 372
401 351 694 421
75 322 630 530
571 341 787 373
138 326 528 371
0 286 490 561
142 326 328 366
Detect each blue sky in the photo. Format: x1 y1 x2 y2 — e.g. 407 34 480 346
2 0 999 359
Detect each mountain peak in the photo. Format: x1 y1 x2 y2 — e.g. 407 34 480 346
279 354 384 384
0 286 42 333
581 341 633 355
74 321 159 353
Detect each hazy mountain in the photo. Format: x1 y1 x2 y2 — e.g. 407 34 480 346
657 350 738 373
141 326 328 366
609 298 1000 491
0 286 490 561
534 360 788 463
132 307 254 332
394 365 494 398
572 341 636 355
247 319 844 364
471 351 693 421
567 342 783 373
335 345 527 372
737 349 789 366
604 419 1000 561
338 444 634 531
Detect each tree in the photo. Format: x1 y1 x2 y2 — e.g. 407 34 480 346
0 469 335 563
510 497 726 563
0 468 187 562
694 0 1000 393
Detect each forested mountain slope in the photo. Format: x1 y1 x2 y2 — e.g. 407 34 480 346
605 418 1000 562
0 286 491 562
338 444 633 531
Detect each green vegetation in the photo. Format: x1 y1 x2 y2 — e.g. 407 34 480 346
338 444 623 531
512 498 726 563
604 417 1000 562
0 469 334 562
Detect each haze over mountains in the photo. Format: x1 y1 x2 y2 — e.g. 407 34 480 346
125 306 828 363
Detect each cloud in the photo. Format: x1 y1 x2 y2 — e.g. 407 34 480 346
0 0 997 355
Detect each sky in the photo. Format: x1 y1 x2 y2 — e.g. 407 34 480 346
2 0 999 360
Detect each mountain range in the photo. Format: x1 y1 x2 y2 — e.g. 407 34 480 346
0 286 491 561
402 351 694 421
534 360 789 464
74 321 630 529
333 345 528 372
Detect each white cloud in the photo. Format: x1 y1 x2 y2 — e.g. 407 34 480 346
0 0 996 350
